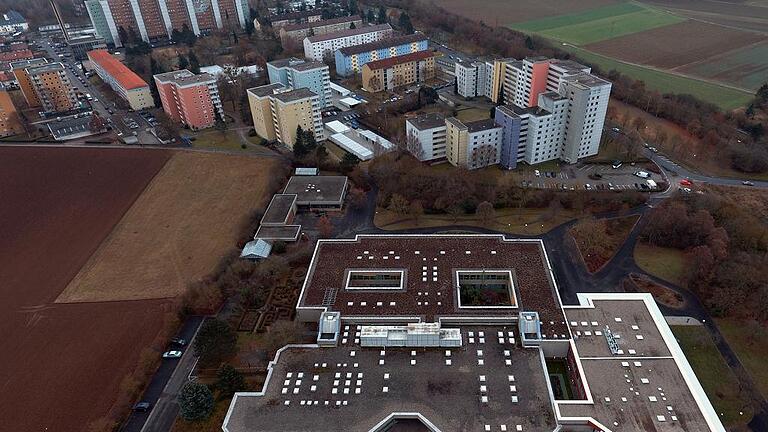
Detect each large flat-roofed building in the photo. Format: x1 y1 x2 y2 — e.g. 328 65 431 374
361 50 436 93
335 33 428 77
279 15 362 45
247 83 323 148
67 34 107 60
85 0 249 47
222 234 725 432
0 10 28 35
267 58 331 108
303 23 393 61
154 69 223 129
12 60 78 113
405 112 446 162
0 89 21 137
255 9 322 32
87 49 153 110
446 117 502 170
283 175 348 210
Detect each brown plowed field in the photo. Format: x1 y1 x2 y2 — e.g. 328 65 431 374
58 151 282 303
0 146 171 431
432 0 618 25
584 20 766 69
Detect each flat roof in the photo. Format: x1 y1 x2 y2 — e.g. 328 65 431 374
223 325 558 432
297 235 568 335
273 87 318 103
364 51 434 71
87 49 147 90
268 57 326 72
153 69 215 86
248 83 285 98
255 225 302 241
283 175 348 206
261 194 297 225
283 15 360 32
338 33 427 56
407 113 445 131
306 24 391 43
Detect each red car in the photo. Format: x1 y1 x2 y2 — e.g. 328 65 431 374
680 179 693 187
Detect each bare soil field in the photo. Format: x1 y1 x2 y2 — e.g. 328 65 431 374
584 20 766 70
0 147 171 431
639 0 768 32
58 151 282 303
431 0 618 25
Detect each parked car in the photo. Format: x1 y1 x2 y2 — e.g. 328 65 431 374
171 337 187 346
162 350 182 358
534 169 540 177
611 160 622 169
742 180 755 186
680 178 693 187
133 402 151 412
634 171 650 179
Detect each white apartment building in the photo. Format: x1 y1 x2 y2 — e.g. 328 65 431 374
303 24 392 61
405 113 447 162
455 60 479 98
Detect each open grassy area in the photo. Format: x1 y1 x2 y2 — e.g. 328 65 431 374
374 207 577 235
672 325 753 428
191 130 249 151
558 45 753 110
512 2 645 32
633 242 687 286
716 318 768 399
456 107 491 122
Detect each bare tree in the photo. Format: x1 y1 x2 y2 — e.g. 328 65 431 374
404 129 425 160
475 201 495 226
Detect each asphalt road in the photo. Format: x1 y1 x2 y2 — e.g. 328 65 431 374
120 316 204 432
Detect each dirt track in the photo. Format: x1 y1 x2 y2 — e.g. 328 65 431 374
0 147 171 431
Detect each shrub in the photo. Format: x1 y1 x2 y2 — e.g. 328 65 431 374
178 382 214 421
216 364 246 398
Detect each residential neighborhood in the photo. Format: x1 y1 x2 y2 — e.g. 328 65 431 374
1 1 767 432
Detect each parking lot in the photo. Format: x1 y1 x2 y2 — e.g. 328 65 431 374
516 161 665 192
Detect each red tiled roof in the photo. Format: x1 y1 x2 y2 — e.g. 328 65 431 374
87 49 148 90
364 50 434 71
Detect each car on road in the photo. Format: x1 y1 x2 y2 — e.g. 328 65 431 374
649 147 658 153
171 337 187 346
679 187 692 194
534 169 540 177
133 402 151 412
611 127 620 132
162 350 182 358
611 160 622 169
680 179 692 187
743 180 755 186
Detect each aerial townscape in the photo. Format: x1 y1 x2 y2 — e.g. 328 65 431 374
2 0 768 431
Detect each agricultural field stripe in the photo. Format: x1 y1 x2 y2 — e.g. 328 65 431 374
538 9 684 45
510 2 644 32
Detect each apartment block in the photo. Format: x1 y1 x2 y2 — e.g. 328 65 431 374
303 23 392 61
279 15 362 46
154 69 223 129
247 83 323 148
0 89 22 137
445 117 502 170
85 0 249 47
456 58 509 102
12 59 77 113
361 50 435 93
335 33 428 77
267 57 331 108
502 57 591 109
255 9 321 32
405 112 447 162
455 60 479 98
87 49 154 110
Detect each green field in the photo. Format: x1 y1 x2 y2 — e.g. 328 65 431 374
716 318 768 398
511 3 683 45
634 242 688 286
560 45 753 110
672 325 753 428
683 41 768 92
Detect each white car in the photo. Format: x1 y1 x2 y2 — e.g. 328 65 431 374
162 350 182 358
534 169 541 177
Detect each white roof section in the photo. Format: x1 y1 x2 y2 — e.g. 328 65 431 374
295 167 319 176
325 120 350 134
240 239 272 259
339 97 361 107
330 82 351 96
199 65 224 76
329 133 374 160
359 129 394 150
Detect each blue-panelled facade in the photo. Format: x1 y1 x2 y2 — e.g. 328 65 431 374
335 33 428 77
495 106 522 170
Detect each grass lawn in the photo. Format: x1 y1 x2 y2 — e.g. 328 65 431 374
191 130 249 151
456 107 491 122
633 242 687 286
374 207 577 235
672 325 753 428
558 45 753 110
535 9 682 45
716 318 768 399
511 3 645 32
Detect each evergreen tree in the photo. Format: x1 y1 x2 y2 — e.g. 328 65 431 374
377 5 387 24
178 382 214 421
188 51 200 74
366 9 375 23
178 54 189 70
525 36 535 50
216 364 246 398
348 0 358 15
350 22 356 29
294 125 308 157
397 12 413 34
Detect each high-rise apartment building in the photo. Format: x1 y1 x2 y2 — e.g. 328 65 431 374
303 23 392 61
267 58 331 108
456 58 509 102
247 83 323 148
11 59 77 113
445 117 502 170
361 50 436 93
85 0 249 47
335 33 428 77
87 49 154 110
405 113 447 162
0 89 22 137
154 69 224 129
